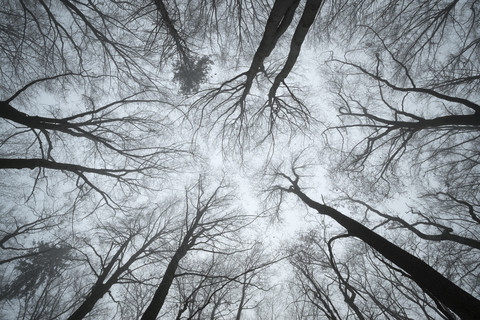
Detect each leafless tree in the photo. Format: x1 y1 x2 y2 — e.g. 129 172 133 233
65 201 178 320
1 73 187 208
190 0 324 148
266 161 480 319
319 1 479 195
141 175 256 320
289 226 472 320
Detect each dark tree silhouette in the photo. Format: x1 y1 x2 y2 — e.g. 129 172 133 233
270 164 480 319
65 203 176 320
141 176 253 320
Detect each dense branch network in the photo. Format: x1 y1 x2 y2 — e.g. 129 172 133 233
191 0 323 144
0 74 185 203
270 165 480 319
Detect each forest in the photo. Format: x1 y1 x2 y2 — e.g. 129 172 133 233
0 0 479 319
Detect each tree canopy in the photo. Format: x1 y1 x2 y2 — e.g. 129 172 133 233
1 0 479 319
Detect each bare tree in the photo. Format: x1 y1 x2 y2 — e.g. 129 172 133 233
190 0 324 147
319 1 479 196
1 0 193 212
141 176 254 320
0 75 188 211
289 226 467 320
65 202 178 320
267 162 480 319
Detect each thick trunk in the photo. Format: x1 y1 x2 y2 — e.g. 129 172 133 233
0 102 64 129
395 114 480 130
241 0 300 99
141 248 188 320
67 287 107 320
269 0 323 100
0 158 123 177
291 187 480 319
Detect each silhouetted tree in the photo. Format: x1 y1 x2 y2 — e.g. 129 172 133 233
268 162 480 319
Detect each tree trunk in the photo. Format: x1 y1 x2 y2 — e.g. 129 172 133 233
290 187 480 320
140 247 188 320
234 274 248 320
269 0 323 100
241 0 300 98
66 287 108 320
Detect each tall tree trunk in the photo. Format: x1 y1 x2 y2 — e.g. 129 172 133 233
66 288 108 320
268 0 323 100
234 274 248 320
66 234 160 320
288 186 480 320
241 0 300 99
140 245 190 320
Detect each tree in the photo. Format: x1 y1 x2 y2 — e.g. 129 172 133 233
320 0 480 195
343 195 480 250
289 226 468 319
2 1 479 319
141 176 255 320
0 1 192 213
190 0 323 147
0 242 76 320
65 202 177 320
268 162 480 319
1 74 186 208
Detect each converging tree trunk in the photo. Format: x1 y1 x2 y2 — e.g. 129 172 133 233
280 175 480 320
140 239 194 320
141 180 224 320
